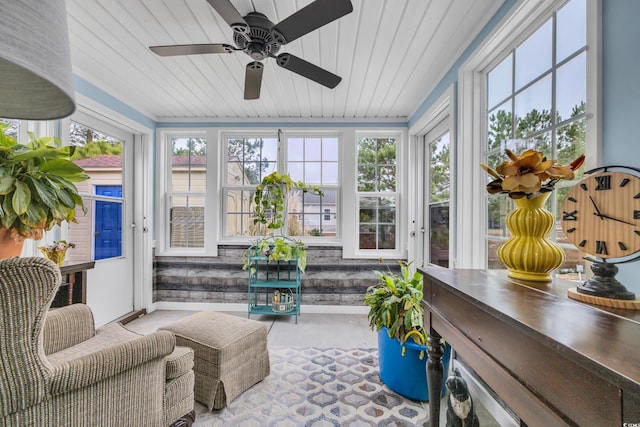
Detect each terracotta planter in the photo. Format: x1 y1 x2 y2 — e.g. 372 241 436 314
0 228 25 259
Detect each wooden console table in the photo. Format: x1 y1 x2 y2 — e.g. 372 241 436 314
51 261 96 307
420 267 640 427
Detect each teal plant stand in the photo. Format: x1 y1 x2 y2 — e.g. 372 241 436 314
247 241 301 323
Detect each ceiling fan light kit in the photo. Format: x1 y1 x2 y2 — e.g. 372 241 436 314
150 0 353 100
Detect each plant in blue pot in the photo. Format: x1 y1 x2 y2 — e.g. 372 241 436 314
363 261 451 401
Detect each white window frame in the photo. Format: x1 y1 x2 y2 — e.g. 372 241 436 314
457 0 601 269
157 129 218 256
282 130 342 243
351 130 406 259
220 130 280 241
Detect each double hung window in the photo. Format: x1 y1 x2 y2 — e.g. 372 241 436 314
484 0 587 273
167 135 207 248
357 136 398 251
223 133 339 239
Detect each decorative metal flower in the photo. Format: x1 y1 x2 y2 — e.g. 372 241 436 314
481 149 585 199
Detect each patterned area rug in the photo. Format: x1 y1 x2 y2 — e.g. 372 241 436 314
194 347 429 426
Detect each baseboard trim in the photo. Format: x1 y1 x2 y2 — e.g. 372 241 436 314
115 309 147 325
153 301 369 315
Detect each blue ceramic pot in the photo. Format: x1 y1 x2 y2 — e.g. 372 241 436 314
377 328 451 401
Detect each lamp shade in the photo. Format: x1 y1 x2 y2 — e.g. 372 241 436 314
0 0 76 120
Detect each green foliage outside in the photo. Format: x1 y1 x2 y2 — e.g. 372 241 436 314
486 102 586 229
69 122 123 159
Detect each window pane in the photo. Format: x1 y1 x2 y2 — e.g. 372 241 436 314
227 137 277 185
556 53 586 123
358 196 396 250
487 101 512 153
515 20 552 90
515 74 551 135
429 132 451 268
287 136 339 186
488 55 512 109
0 119 19 139
288 190 337 237
305 138 322 161
304 162 322 185
322 162 339 185
171 138 207 192
170 196 204 247
430 133 450 202
288 138 304 161
429 202 449 267
69 122 124 261
357 137 397 192
323 137 339 161
557 0 586 62
225 190 258 237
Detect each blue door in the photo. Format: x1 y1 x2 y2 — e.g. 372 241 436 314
95 185 122 260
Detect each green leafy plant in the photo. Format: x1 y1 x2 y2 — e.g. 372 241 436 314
242 236 308 274
253 171 323 230
0 123 89 240
363 261 426 354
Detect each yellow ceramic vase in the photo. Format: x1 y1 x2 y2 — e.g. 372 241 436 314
497 192 565 282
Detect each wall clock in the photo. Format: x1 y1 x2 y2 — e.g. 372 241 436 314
561 165 640 303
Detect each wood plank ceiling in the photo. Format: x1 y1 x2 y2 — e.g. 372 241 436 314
66 0 503 121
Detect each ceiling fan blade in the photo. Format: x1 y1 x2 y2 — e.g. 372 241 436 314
272 0 353 44
150 44 235 57
206 0 249 34
244 61 264 100
276 53 341 89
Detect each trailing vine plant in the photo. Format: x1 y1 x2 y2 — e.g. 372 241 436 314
253 171 323 231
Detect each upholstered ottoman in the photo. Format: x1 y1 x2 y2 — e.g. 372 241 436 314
160 311 270 410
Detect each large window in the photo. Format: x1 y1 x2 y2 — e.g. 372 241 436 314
168 136 206 248
223 134 339 238
224 136 277 237
484 0 586 274
287 136 339 237
357 137 398 250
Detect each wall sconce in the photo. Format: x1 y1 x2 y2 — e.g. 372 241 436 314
0 0 76 120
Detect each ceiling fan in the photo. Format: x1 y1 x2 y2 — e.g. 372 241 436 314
150 0 353 100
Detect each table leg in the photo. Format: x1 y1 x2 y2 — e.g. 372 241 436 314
67 273 75 305
427 330 445 426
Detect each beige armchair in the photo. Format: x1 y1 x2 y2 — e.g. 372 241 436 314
0 257 196 427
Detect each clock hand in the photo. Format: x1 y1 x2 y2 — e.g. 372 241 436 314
589 196 605 220
592 212 636 226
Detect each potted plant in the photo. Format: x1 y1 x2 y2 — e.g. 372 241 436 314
0 123 88 258
363 261 451 401
242 235 308 273
253 171 323 231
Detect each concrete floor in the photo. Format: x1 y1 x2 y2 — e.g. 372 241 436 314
126 310 379 348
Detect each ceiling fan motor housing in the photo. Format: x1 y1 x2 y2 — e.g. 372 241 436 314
233 12 281 61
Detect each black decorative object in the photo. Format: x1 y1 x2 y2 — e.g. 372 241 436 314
445 370 479 427
149 0 353 99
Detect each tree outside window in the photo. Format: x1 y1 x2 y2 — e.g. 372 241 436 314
485 0 586 276
357 137 398 250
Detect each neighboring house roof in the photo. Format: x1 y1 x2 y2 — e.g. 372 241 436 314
74 155 207 168
302 191 337 204
74 155 122 168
